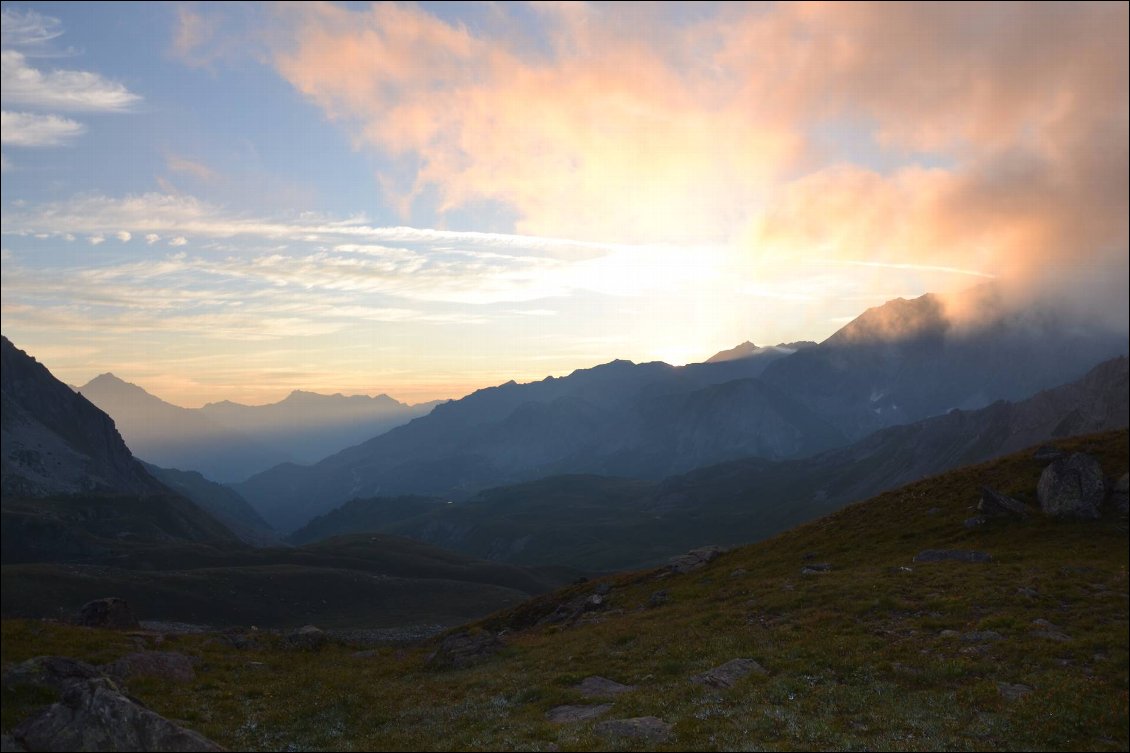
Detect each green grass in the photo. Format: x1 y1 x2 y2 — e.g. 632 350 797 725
3 430 1127 751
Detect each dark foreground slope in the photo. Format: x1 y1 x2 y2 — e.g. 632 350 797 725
1 533 574 629
290 356 1129 570
4 430 1125 751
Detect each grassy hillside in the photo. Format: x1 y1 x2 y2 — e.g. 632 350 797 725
3 430 1126 751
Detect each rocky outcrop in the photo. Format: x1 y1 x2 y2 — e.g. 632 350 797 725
11 677 224 752
76 598 139 630
3 655 222 752
669 545 724 574
284 625 328 651
1038 453 1105 519
427 630 505 669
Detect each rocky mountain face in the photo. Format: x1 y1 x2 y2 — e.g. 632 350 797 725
758 286 1127 440
80 375 438 482
1 336 242 563
1 337 164 497
236 288 1127 533
289 357 1129 571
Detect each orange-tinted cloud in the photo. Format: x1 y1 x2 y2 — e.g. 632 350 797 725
265 2 1126 323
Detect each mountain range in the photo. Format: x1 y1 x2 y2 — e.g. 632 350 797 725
237 286 1128 533
287 355 1129 570
77 374 439 482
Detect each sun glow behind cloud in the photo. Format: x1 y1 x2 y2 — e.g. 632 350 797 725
0 2 1126 406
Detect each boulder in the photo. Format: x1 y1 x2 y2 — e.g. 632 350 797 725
668 545 724 574
103 652 196 683
577 676 636 698
545 704 612 723
75 598 139 630
647 590 669 609
11 677 224 752
1038 453 1105 519
284 625 327 651
691 658 767 689
800 563 831 575
978 487 1031 519
594 716 673 743
913 549 992 564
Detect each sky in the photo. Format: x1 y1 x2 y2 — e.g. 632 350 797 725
2 1 1127 407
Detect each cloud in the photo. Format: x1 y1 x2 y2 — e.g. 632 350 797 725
166 154 217 181
0 50 141 111
265 1 1126 320
145 233 161 244
1 7 64 47
115 231 131 242
0 153 9 172
168 236 188 247
0 110 85 146
88 234 105 245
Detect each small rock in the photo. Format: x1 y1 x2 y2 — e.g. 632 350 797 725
962 630 1004 642
978 487 1031 519
939 630 960 638
668 545 724 574
1038 452 1105 519
914 549 992 564
963 516 987 529
594 716 672 743
647 590 669 608
926 507 941 516
1030 620 1071 642
1016 587 1038 598
284 625 327 650
545 704 612 723
997 682 1034 701
577 676 636 698
730 568 748 578
800 562 832 574
75 598 139 630
691 658 767 689
103 651 196 683
1033 445 1065 463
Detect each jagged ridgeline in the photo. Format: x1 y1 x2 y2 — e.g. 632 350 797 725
3 429 1126 751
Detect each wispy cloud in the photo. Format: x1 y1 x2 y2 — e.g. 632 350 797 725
0 110 85 146
0 50 141 112
166 154 217 181
0 7 64 48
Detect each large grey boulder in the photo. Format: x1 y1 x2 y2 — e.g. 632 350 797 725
2 657 103 695
426 630 505 669
75 598 139 630
1038 453 1105 519
1110 472 1129 514
11 677 224 752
